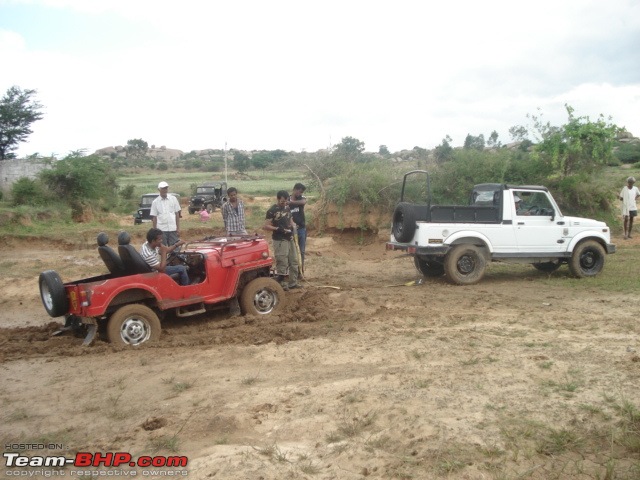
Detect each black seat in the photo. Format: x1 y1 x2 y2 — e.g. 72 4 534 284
117 231 153 275
117 231 183 283
97 232 126 276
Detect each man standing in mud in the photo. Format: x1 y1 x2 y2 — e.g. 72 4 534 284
264 190 300 290
288 183 307 270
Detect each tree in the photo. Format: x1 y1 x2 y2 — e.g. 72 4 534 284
0 86 44 160
509 125 528 142
379 145 390 155
434 135 453 163
334 136 365 160
532 104 619 178
125 138 149 163
487 130 501 148
234 151 251 173
463 133 485 151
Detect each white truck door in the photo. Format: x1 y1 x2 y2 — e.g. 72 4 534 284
512 190 565 252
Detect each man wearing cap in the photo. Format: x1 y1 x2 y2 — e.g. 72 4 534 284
150 181 182 246
514 194 530 216
619 176 640 239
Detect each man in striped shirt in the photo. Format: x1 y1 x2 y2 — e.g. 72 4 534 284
222 187 248 236
140 227 189 285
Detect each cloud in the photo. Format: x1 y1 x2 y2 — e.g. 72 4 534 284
1 0 639 155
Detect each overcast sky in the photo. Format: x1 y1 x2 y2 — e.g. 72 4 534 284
1 0 639 157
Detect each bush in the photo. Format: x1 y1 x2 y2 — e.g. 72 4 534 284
39 153 118 202
431 149 523 203
120 184 135 200
11 177 48 206
548 174 614 216
615 143 640 164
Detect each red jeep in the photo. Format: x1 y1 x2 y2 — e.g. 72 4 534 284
38 232 286 346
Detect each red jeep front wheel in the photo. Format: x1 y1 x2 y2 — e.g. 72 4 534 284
240 278 285 315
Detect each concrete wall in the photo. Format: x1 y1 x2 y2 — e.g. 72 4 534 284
0 158 51 193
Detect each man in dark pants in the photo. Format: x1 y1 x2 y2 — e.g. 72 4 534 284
264 190 300 290
289 183 307 271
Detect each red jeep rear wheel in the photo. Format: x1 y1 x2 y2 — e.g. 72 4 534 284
107 304 161 346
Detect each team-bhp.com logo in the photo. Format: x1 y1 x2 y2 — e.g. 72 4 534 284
4 452 188 476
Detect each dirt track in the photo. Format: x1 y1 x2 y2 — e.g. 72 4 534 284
1 230 639 479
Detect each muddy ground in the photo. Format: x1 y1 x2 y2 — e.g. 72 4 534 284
1 218 639 479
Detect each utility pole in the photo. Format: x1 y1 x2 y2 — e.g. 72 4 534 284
224 142 228 184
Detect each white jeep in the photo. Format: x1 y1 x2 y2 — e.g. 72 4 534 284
386 170 616 285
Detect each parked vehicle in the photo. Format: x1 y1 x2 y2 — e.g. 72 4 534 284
188 182 228 214
133 193 181 225
39 231 284 346
386 170 616 285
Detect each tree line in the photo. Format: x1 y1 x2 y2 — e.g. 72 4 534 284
2 84 640 226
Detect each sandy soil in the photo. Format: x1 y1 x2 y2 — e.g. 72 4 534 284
1 216 639 479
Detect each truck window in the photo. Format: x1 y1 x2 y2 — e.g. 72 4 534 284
472 190 497 205
514 191 554 216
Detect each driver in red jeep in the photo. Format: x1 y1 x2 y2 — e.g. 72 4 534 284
141 227 189 285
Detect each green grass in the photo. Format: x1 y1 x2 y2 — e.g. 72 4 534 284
118 169 308 199
484 241 640 293
0 168 311 240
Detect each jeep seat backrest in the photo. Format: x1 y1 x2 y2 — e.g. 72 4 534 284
117 232 153 275
97 232 126 276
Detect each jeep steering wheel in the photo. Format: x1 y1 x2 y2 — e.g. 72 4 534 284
527 206 540 215
167 244 187 265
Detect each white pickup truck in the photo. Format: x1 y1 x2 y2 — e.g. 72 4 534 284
386 170 616 285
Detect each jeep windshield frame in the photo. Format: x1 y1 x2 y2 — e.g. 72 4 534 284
400 170 431 206
196 187 218 195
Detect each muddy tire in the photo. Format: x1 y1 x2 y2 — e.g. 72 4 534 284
39 270 68 317
569 240 605 278
444 245 486 285
414 256 445 277
107 304 161 346
188 208 195 215
240 278 285 315
533 261 562 273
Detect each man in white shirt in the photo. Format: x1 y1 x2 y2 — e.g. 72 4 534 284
151 181 181 246
620 176 640 239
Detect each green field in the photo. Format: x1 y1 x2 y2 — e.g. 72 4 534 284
117 169 309 199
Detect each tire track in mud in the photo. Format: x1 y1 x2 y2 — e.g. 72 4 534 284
0 289 343 363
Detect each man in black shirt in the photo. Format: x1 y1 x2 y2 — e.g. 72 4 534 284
289 183 307 270
264 190 300 290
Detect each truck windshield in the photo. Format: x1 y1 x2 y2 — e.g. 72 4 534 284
197 188 216 194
